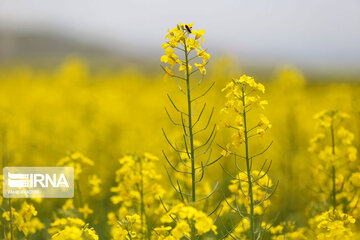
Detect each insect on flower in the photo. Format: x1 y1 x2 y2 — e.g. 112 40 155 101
185 24 192 33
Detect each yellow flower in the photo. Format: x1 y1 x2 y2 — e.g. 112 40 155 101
179 63 192 74
161 203 216 237
107 212 117 226
236 74 265 93
347 146 357 161
337 127 354 145
2 202 44 237
62 199 74 211
125 213 140 223
161 48 181 68
20 201 38 221
79 204 94 219
89 175 101 196
350 172 360 187
222 75 271 144
185 38 200 50
269 224 284 234
161 23 210 79
197 48 211 61
52 226 83 240
154 225 172 236
57 152 94 180
309 210 355 239
162 43 170 49
83 227 99 240
192 29 205 42
194 61 207 75
172 221 190 238
258 115 271 128
144 152 159 161
232 131 244 147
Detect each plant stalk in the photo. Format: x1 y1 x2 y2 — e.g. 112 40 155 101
8 198 13 240
242 87 255 240
2 130 13 240
330 116 336 212
184 39 196 240
139 158 150 240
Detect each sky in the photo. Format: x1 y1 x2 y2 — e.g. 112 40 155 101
0 0 360 71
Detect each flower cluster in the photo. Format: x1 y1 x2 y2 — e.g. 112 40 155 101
161 23 210 77
108 214 141 240
88 174 101 196
49 217 98 240
57 152 95 180
110 153 164 210
225 171 273 216
2 201 44 238
51 152 99 238
155 203 217 239
109 153 165 239
308 110 359 212
265 221 307 240
220 75 276 239
309 110 357 166
220 75 271 153
308 210 356 239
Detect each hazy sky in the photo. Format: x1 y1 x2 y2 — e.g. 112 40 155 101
1 0 360 70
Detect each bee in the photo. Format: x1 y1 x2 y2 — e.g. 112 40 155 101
185 24 192 33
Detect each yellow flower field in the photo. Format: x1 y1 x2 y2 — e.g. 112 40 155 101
0 23 359 239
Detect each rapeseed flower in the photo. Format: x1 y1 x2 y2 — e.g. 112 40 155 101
161 23 210 76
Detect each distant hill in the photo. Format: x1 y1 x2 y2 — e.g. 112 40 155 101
1 29 359 80
0 29 150 69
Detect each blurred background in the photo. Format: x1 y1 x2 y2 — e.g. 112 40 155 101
0 1 360 238
1 0 360 76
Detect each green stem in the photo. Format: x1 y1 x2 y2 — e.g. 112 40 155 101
1 131 6 239
332 166 336 211
8 198 13 240
127 228 133 240
184 40 196 240
139 158 150 240
139 159 144 240
242 87 255 240
76 180 83 207
2 130 12 240
330 116 336 212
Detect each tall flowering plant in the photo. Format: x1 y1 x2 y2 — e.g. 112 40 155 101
160 23 219 240
220 75 277 240
306 110 358 239
309 110 358 212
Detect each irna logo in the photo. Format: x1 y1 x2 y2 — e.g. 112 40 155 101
7 172 69 188
3 167 74 198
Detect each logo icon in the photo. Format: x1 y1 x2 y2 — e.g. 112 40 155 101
7 173 30 187
3 167 74 198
